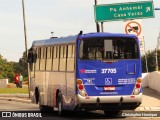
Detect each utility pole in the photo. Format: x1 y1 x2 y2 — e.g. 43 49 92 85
22 0 30 97
95 0 100 32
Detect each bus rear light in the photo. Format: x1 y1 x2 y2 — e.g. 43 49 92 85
132 77 142 95
136 84 141 88
137 78 142 83
77 79 88 97
77 79 82 85
79 85 84 90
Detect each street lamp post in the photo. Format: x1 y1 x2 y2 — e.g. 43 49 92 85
22 0 30 97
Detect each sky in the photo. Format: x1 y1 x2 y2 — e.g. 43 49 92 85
0 0 160 62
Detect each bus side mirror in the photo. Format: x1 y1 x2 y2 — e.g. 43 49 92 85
28 52 37 63
28 52 33 63
33 54 37 63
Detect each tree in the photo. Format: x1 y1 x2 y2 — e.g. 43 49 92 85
0 51 28 83
0 54 16 82
141 50 160 72
15 51 28 78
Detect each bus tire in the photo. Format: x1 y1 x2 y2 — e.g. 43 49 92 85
57 92 64 116
35 87 39 104
104 110 122 117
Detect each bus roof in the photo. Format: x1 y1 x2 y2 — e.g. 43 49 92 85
32 35 77 47
32 32 137 47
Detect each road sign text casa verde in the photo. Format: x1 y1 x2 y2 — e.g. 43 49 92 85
94 1 155 22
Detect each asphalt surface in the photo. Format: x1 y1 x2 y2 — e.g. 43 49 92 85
0 93 30 103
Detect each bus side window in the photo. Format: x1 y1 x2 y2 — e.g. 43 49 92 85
28 48 37 71
72 45 75 58
46 47 52 71
36 48 41 70
67 45 74 71
28 52 33 63
59 45 66 71
53 46 59 71
40 47 46 70
28 49 33 71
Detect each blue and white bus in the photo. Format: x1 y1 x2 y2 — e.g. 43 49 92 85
28 32 142 116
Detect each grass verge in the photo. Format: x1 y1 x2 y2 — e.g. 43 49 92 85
0 88 28 94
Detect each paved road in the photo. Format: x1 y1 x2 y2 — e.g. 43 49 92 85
0 99 159 120
0 99 38 111
135 87 160 111
141 87 160 107
0 87 159 119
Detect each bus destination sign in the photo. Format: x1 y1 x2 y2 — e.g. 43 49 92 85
94 1 155 22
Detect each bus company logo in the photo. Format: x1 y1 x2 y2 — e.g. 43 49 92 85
105 78 112 85
80 69 97 74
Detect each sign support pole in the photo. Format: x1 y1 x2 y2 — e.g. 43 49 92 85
101 22 104 32
95 0 100 32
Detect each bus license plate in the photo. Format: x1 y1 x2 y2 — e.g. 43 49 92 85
104 86 115 91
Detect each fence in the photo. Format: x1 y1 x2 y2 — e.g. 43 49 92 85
0 79 8 88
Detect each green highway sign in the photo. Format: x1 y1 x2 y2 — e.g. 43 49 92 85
94 1 155 22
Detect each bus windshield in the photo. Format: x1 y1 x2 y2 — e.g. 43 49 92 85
79 37 139 60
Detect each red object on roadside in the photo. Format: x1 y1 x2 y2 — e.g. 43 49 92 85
14 73 19 83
